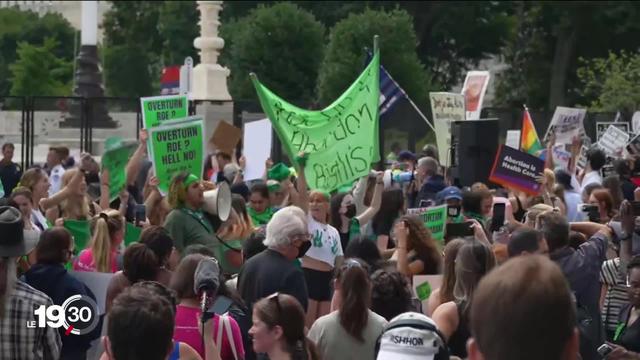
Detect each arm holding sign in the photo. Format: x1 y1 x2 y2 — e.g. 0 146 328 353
545 132 556 170
353 175 368 216
356 172 384 227
293 153 309 214
40 168 84 211
125 130 148 186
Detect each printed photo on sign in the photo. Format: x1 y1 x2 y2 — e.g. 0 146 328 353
596 122 629 142
461 71 490 120
429 92 465 164
545 107 586 144
489 145 544 195
597 124 629 158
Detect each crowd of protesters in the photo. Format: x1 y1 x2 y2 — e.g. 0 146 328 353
1 128 640 360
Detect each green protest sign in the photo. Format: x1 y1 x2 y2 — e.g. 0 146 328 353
101 142 137 202
407 205 447 243
148 116 205 194
64 219 91 253
124 223 142 247
252 51 380 192
415 281 432 301
141 95 189 129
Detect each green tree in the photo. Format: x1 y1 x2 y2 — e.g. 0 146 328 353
0 7 75 95
9 38 72 96
158 1 199 65
577 51 640 113
223 3 326 103
317 8 431 107
103 1 162 97
495 1 640 110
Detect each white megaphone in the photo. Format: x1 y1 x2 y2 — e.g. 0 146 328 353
202 181 232 222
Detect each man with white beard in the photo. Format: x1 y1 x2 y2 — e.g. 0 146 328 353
0 206 60 359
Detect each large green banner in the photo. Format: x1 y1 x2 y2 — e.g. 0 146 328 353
101 142 137 201
141 95 189 129
252 51 380 192
148 117 205 194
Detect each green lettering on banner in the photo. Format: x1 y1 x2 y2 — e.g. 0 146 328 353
101 143 137 202
407 205 447 243
148 116 204 194
252 51 380 192
141 95 189 129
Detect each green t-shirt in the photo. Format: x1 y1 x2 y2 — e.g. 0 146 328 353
163 208 221 254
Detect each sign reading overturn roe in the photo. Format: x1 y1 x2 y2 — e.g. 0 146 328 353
141 95 189 129
148 117 204 194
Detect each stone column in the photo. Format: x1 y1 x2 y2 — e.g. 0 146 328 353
192 1 233 150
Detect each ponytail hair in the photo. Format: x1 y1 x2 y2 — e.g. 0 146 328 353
336 258 370 342
90 210 124 273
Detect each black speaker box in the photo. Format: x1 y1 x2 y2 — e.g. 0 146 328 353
449 119 500 187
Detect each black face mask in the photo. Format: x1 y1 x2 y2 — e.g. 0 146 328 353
297 241 312 258
345 204 357 219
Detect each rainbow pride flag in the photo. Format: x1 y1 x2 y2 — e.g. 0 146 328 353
520 108 543 157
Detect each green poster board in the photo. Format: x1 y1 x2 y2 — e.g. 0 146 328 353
124 223 142 247
148 116 205 194
101 143 137 202
140 95 189 129
406 205 447 243
64 219 92 253
252 51 380 192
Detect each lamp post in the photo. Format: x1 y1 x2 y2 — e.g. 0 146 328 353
63 0 116 129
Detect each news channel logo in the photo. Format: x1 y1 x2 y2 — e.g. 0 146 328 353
27 294 99 336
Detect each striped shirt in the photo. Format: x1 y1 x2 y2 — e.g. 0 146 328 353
600 258 629 332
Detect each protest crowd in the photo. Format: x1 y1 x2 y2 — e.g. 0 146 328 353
3 50 640 360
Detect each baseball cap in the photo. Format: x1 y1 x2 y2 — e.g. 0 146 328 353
398 151 417 162
376 312 448 360
437 186 462 202
0 207 27 257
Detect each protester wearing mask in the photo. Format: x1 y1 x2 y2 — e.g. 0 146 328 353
238 206 311 311
433 242 496 358
249 293 319 360
164 172 221 256
308 259 387 360
330 172 383 252
437 186 464 223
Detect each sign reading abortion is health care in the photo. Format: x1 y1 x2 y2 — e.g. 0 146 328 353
489 145 544 195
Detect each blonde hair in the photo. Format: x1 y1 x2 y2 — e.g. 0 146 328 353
20 168 46 192
60 169 91 220
90 209 124 273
